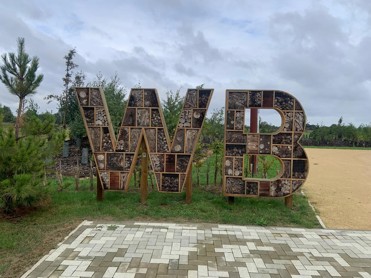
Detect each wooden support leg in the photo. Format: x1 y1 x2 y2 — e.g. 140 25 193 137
186 165 192 204
140 141 148 205
285 195 293 208
97 176 104 201
89 160 94 192
228 196 235 204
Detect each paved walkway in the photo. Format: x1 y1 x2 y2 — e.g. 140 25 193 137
22 221 371 278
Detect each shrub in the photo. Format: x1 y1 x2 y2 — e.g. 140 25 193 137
0 114 63 213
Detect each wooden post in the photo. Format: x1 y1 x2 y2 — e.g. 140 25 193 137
97 176 104 201
75 156 80 191
89 160 94 191
186 165 192 204
140 140 148 205
285 195 293 208
250 108 258 176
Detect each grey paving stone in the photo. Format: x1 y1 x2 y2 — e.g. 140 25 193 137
21 221 371 278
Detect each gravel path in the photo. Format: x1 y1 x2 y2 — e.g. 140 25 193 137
303 148 371 230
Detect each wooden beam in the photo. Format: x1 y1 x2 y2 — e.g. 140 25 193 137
140 140 148 205
250 108 258 175
186 165 192 204
228 196 235 204
285 195 293 208
97 176 104 201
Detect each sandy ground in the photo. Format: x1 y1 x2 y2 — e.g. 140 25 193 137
303 148 371 230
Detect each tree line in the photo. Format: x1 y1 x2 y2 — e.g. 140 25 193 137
301 121 371 148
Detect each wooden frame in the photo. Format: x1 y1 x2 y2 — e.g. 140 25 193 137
76 87 213 193
223 90 308 198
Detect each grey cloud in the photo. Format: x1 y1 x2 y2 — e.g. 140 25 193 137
135 0 210 22
132 47 166 69
177 26 222 64
63 13 85 35
269 6 360 95
88 26 112 40
271 7 346 48
81 54 177 93
174 63 196 77
2 0 52 21
353 36 371 81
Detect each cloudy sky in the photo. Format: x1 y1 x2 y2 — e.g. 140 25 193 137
1 0 371 126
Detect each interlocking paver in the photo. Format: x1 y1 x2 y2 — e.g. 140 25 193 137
22 220 371 277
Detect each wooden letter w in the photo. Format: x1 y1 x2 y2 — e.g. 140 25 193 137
75 88 213 192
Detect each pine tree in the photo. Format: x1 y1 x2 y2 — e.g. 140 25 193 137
0 38 43 140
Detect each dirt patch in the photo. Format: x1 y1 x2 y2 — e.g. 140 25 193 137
303 148 371 230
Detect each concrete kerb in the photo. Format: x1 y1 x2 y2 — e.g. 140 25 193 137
301 190 327 229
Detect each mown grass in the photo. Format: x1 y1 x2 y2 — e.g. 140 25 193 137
0 177 320 277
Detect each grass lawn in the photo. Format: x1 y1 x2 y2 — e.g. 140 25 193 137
0 178 320 277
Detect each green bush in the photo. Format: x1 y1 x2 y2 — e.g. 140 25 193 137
0 115 63 213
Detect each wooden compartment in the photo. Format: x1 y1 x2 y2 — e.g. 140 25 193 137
137 108 150 126
145 128 157 152
259 135 271 154
246 182 258 195
77 88 89 105
184 89 197 108
102 127 113 151
117 128 129 152
128 89 143 107
228 92 247 109
151 109 162 127
249 91 262 107
172 129 185 153
226 111 235 129
144 89 158 107
83 107 94 125
90 88 103 106
176 155 190 173
235 111 244 130
274 92 294 110
161 174 179 192
226 131 246 144
107 153 124 170
150 154 164 172
179 109 192 128
192 109 206 128
198 90 212 108
165 154 176 172
225 177 245 194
